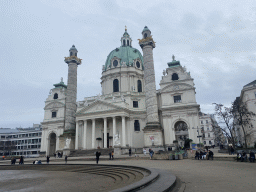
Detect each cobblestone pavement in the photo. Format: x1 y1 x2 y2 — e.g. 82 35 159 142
54 159 255 192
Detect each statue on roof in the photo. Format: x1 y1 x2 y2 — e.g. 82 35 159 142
61 77 63 82
172 55 175 61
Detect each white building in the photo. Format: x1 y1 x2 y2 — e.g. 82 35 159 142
0 124 42 157
234 80 256 147
199 113 215 147
40 27 201 156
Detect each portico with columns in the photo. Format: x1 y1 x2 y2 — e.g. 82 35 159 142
75 100 137 149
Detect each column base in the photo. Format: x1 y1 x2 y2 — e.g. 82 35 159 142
143 122 163 147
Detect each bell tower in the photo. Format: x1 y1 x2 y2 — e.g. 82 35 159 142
139 26 163 147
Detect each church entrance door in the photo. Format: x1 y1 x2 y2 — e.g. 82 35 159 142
174 121 189 149
49 133 56 156
103 133 109 148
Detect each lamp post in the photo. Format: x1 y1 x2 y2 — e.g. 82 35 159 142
192 126 202 149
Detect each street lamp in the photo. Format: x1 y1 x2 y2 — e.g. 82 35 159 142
192 126 202 149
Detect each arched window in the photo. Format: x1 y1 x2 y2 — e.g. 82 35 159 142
70 52 73 56
113 79 119 92
144 33 147 38
137 80 142 92
172 73 179 80
75 53 77 56
53 93 58 99
123 40 126 46
127 40 129 46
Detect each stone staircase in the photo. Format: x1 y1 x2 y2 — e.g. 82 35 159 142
69 148 113 156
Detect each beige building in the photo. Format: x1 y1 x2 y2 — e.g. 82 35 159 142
234 80 256 147
40 27 201 156
199 113 215 147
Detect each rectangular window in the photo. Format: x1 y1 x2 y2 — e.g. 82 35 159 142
209 141 212 144
174 95 181 103
254 92 256 98
134 120 140 131
52 112 57 118
201 127 204 133
206 120 208 124
208 133 210 137
207 127 209 131
133 101 138 108
204 141 206 145
201 120 203 124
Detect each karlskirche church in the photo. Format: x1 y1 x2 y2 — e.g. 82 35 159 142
40 26 201 156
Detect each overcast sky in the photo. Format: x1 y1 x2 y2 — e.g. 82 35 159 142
1 0 256 128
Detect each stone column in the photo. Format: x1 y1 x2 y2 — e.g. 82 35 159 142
122 116 126 147
138 26 163 147
64 45 81 131
92 119 96 149
104 118 107 148
56 136 60 151
113 117 116 138
83 120 87 149
75 121 79 150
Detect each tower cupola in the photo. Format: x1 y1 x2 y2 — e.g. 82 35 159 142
69 45 78 57
121 26 132 47
142 26 151 39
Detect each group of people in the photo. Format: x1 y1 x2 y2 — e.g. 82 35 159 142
195 150 214 160
237 151 255 162
109 151 114 160
54 152 63 158
11 156 24 165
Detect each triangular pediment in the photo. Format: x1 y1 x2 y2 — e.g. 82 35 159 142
76 100 127 115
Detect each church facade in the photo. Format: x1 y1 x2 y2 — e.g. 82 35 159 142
40 27 201 156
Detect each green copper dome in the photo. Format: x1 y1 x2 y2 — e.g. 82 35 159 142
104 46 144 71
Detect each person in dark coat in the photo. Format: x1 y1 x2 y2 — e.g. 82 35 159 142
208 150 214 160
65 155 68 164
241 151 247 162
230 146 235 155
46 156 50 164
96 151 101 164
195 151 200 160
19 156 24 165
109 152 112 160
249 151 255 162
129 148 132 157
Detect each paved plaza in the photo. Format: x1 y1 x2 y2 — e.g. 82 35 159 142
0 151 255 192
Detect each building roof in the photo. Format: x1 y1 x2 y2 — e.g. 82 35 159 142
69 45 77 51
244 80 256 88
104 45 144 71
0 128 19 134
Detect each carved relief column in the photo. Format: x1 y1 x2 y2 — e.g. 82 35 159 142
104 118 107 148
92 119 96 149
75 121 79 150
122 116 126 147
83 120 87 149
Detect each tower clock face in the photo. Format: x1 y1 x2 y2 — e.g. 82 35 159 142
136 61 140 68
113 60 118 67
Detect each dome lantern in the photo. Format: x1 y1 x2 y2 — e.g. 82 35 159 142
121 26 132 47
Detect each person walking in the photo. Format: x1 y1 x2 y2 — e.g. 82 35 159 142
149 149 154 159
65 155 68 164
19 156 24 165
230 146 235 155
129 148 132 157
109 152 112 160
46 156 50 164
111 151 114 160
96 151 101 164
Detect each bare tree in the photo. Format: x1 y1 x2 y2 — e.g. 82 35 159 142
212 103 236 148
232 97 256 148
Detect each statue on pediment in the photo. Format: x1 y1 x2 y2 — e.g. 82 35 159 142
64 137 71 149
